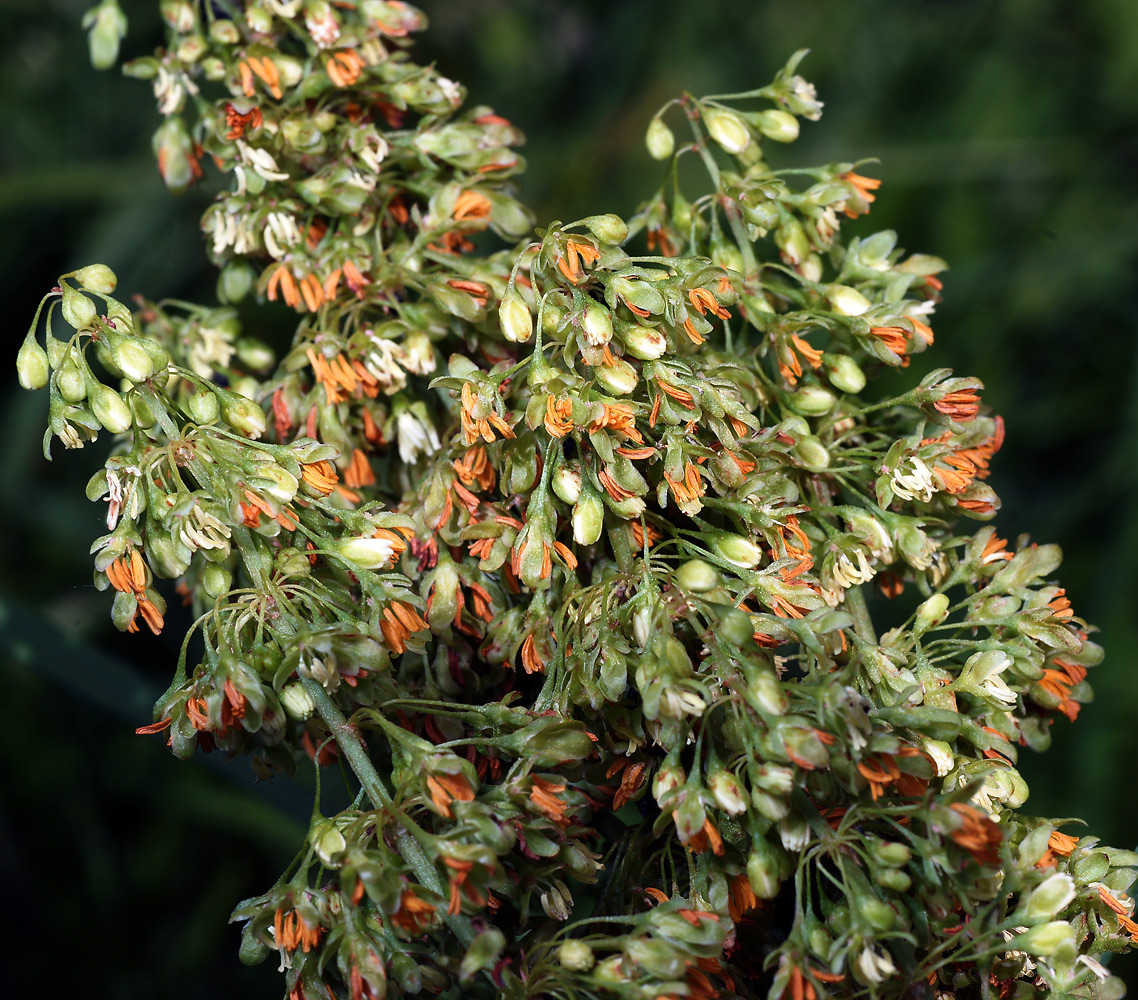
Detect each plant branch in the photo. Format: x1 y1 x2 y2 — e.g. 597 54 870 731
302 678 476 945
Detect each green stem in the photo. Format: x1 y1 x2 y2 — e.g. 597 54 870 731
844 584 877 644
608 522 635 574
301 678 476 946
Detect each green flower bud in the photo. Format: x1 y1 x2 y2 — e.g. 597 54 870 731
1071 851 1110 884
229 376 260 400
460 928 506 981
788 385 836 416
335 536 398 569
541 290 570 336
747 672 789 716
147 530 189 577
581 301 613 347
88 381 132 433
276 549 311 579
200 56 225 82
646 117 675 160
202 563 232 599
280 681 315 720
711 239 746 274
183 384 220 424
1013 921 1076 957
675 559 720 592
152 115 197 194
794 435 830 470
713 533 763 568
391 954 422 994
620 324 668 360
110 337 154 382
281 117 325 152
916 593 949 623
557 940 595 972
238 924 271 966
552 465 583 504
56 356 87 402
824 284 872 316
808 928 833 959
515 527 551 591
273 55 303 90
218 390 267 438
753 763 794 796
235 337 275 372
208 18 240 44
499 289 533 343
823 353 867 394
858 896 897 933
583 214 629 244
573 492 604 545
426 558 460 631
111 589 139 632
1021 873 1076 923
703 106 751 155
871 840 912 868
217 261 254 303
610 275 666 315
594 358 638 395
747 836 783 899
875 869 911 892
61 285 97 330
781 723 831 770
776 217 811 266
17 334 49 390
718 608 753 646
752 789 790 821
160 0 195 32
709 769 748 815
250 464 299 503
74 263 117 295
756 109 800 142
312 821 347 867
84 0 128 71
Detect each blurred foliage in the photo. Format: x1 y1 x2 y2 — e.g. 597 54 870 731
1 0 1136 995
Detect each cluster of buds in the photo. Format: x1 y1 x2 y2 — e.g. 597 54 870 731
17 5 1134 999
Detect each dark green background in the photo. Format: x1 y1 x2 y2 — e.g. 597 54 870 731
2 0 1136 995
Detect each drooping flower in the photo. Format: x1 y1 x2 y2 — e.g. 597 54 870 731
949 803 1003 865
378 602 429 655
105 550 164 635
390 889 436 936
557 239 601 284
326 50 366 87
426 772 475 818
544 396 573 438
935 388 981 422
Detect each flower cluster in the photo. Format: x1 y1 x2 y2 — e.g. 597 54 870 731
15 5 1135 999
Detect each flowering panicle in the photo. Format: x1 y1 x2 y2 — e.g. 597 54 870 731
17 16 1133 1000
